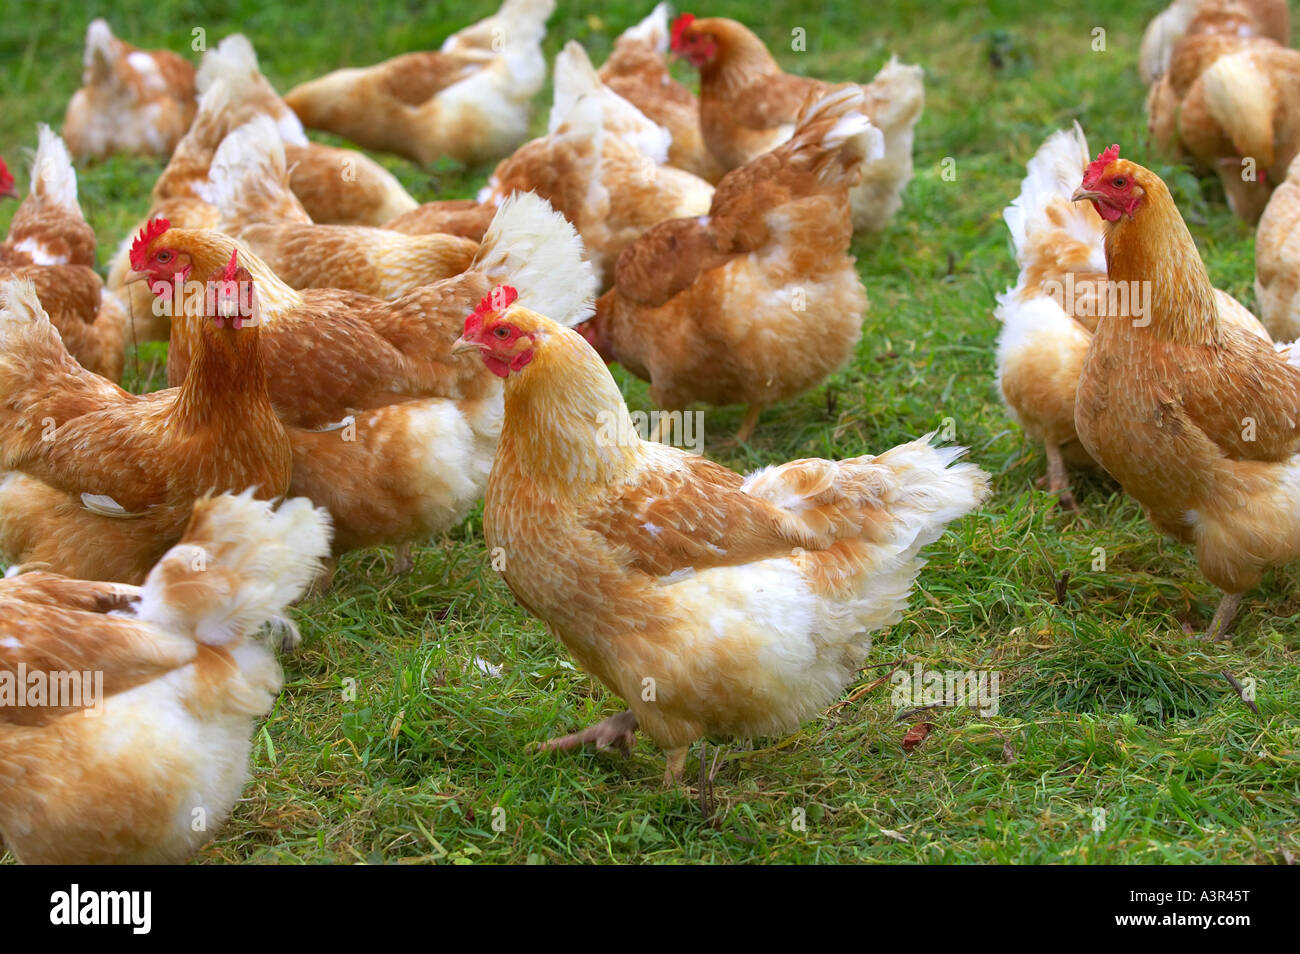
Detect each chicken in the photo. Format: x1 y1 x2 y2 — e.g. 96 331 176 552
0 126 125 381
0 258 291 585
1139 0 1291 85
671 13 923 232
477 42 714 287
199 117 479 299
283 0 554 166
1147 32 1300 223
131 194 595 570
455 293 988 782
995 124 1268 509
1073 145 1300 641
1255 152 1300 340
598 4 728 183
107 34 419 336
61 19 197 161
587 86 880 442
0 491 330 864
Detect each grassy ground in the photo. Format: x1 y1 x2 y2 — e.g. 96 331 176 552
1 0 1297 864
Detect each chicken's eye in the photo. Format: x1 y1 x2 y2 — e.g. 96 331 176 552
155 251 173 264
1112 177 1127 189
493 326 511 339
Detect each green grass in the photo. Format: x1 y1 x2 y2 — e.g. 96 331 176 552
2 0 1298 864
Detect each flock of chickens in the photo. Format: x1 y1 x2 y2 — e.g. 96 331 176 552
0 0 1291 864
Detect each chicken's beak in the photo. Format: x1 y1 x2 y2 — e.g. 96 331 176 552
1071 187 1102 203
451 334 480 356
124 269 150 285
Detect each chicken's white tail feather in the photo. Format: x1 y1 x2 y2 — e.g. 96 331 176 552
550 41 671 162
196 35 307 146
196 34 260 94
1002 122 1103 265
134 492 331 647
1138 0 1199 83
474 192 597 327
443 0 555 53
197 116 307 224
84 19 117 82
30 125 80 215
618 3 672 52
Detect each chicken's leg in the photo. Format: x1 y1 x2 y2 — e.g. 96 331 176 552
308 556 339 597
1204 591 1244 642
734 405 762 444
538 710 638 756
1043 441 1078 511
663 746 689 787
392 543 414 576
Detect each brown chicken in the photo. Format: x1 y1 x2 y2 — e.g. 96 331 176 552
0 126 125 381
588 86 879 441
62 18 197 161
199 117 479 299
1139 0 1291 85
671 13 923 233
598 4 728 183
1147 31 1300 223
0 491 330 864
283 0 554 166
1074 145 1300 640
996 124 1268 509
0 257 291 584
457 293 988 782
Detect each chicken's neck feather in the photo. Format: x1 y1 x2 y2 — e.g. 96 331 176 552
1103 179 1221 347
698 20 781 95
500 328 644 498
172 320 275 430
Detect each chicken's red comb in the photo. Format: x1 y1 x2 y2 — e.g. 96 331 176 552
129 217 171 271
221 248 239 283
463 284 519 336
670 13 696 50
0 158 14 198
1082 144 1121 188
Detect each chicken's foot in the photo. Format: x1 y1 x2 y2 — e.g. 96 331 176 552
1043 441 1078 511
392 543 414 576
538 710 638 756
1203 591 1244 643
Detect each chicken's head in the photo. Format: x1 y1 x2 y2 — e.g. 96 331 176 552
0 158 15 199
670 14 718 68
128 216 193 290
1072 145 1145 222
453 285 540 378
